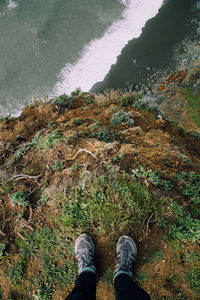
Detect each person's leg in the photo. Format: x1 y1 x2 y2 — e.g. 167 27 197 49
113 236 150 300
65 271 97 300
65 234 97 300
114 273 150 300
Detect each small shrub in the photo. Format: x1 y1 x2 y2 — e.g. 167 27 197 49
47 121 57 129
111 110 134 127
11 191 29 207
35 284 54 300
169 205 200 242
37 130 63 150
30 129 45 147
53 160 64 171
52 94 71 108
73 119 84 126
91 127 118 143
15 146 27 162
118 93 142 107
185 268 200 295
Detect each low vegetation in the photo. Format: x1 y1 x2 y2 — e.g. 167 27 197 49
0 88 199 299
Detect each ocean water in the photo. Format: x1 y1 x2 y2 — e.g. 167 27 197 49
0 0 199 116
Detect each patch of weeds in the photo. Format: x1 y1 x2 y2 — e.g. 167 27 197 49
30 129 45 147
37 130 63 150
118 93 142 107
15 146 27 162
70 163 79 171
91 127 118 143
131 166 162 185
135 270 148 284
174 171 200 204
185 268 200 295
55 174 154 238
52 94 72 109
111 110 134 127
102 268 113 287
6 260 26 285
0 244 5 258
35 284 54 300
167 274 179 284
11 191 29 207
70 88 81 97
169 204 200 242
183 252 198 264
149 250 164 263
73 118 84 126
82 95 95 104
47 121 57 129
163 180 173 191
0 180 11 197
183 89 200 127
38 189 49 205
112 152 125 162
53 160 64 171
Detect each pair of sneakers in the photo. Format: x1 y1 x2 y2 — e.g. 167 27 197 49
75 234 137 280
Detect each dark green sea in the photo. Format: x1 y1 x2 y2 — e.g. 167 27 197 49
0 0 199 115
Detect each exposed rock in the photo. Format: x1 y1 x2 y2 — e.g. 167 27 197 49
160 95 197 130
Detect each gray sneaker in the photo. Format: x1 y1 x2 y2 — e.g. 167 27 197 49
75 233 96 275
114 235 137 280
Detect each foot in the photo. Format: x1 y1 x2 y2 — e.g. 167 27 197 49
75 233 96 275
114 235 137 280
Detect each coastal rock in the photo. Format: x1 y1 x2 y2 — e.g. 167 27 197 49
160 95 197 130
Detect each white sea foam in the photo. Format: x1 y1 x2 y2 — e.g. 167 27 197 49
8 0 17 10
53 0 163 96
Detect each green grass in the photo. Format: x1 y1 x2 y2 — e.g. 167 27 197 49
8 226 77 294
73 118 84 126
53 160 64 171
102 268 113 287
185 268 200 295
183 89 200 127
54 174 159 239
135 270 148 284
37 130 63 150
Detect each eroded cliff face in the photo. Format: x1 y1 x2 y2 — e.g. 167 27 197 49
0 81 199 299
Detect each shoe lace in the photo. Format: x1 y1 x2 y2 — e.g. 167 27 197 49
77 248 93 269
116 249 134 271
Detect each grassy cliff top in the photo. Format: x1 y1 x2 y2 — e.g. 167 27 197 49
0 89 200 299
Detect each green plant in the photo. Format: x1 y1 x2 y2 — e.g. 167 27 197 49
185 268 200 295
111 110 134 127
102 268 113 287
169 205 200 242
183 252 198 263
174 171 200 204
82 95 94 104
118 93 142 107
35 284 54 300
30 129 45 147
15 146 27 162
91 127 118 143
11 191 29 207
37 130 63 150
55 174 154 239
73 119 84 126
53 160 64 171
52 94 71 108
47 121 57 129
149 250 164 263
167 274 179 284
135 270 148 284
7 260 25 285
